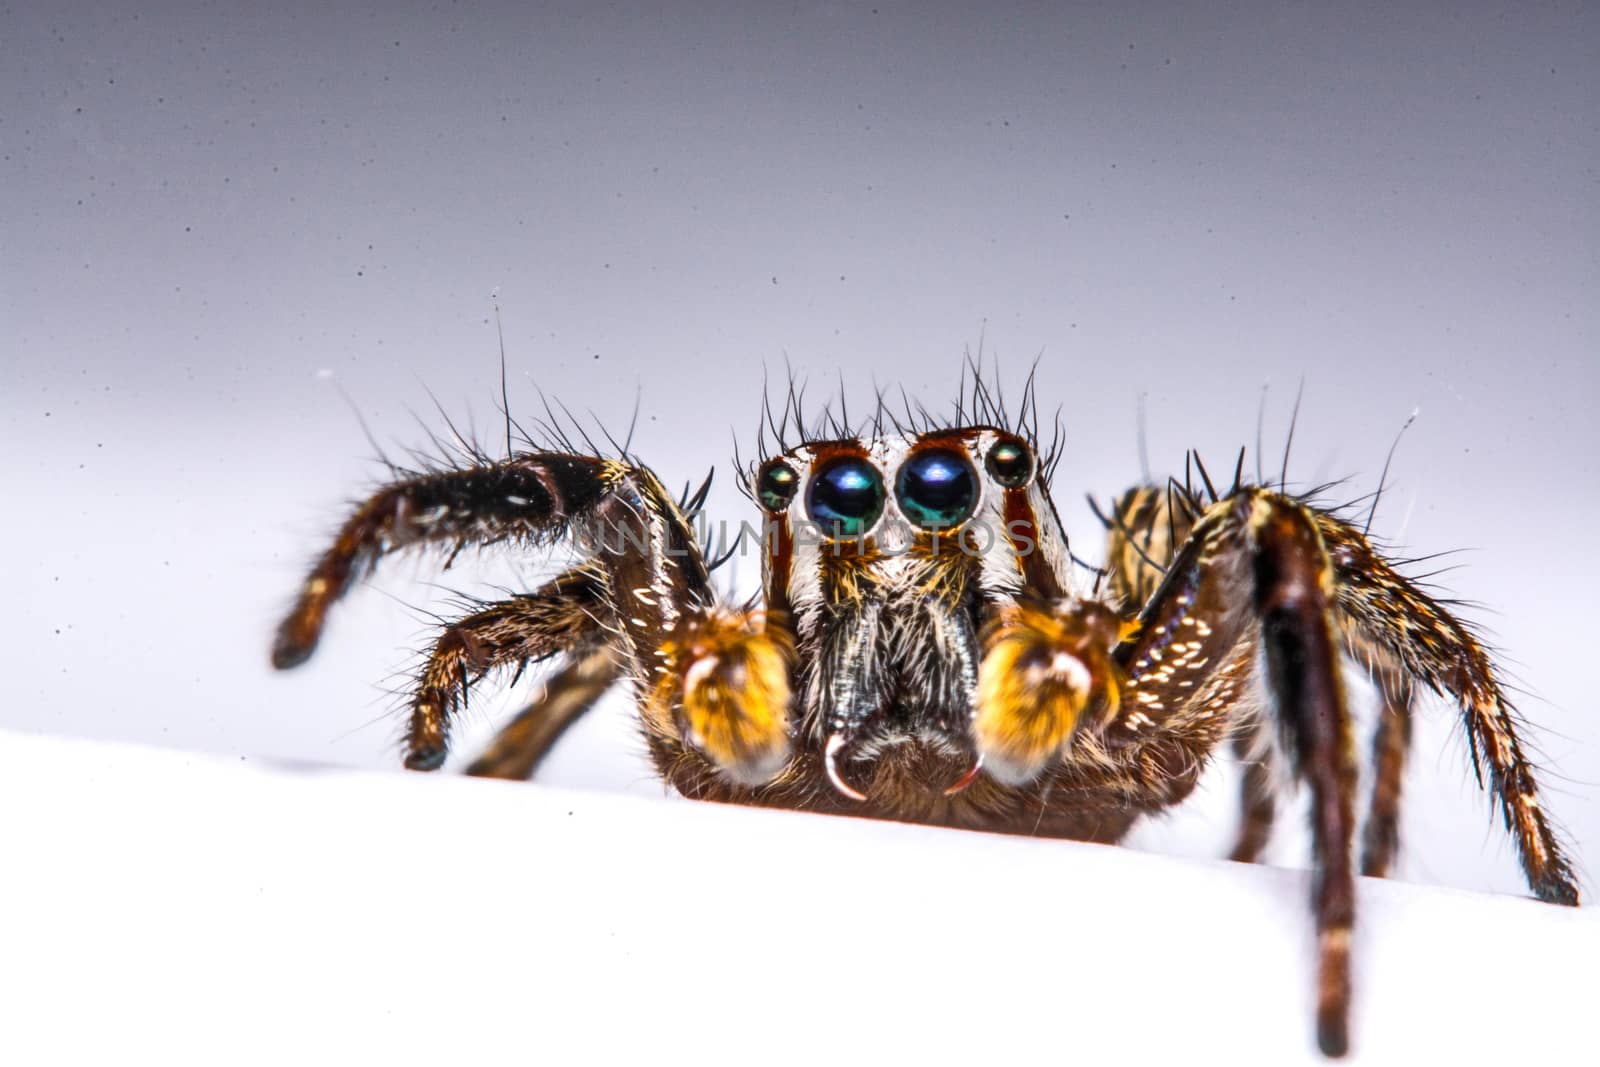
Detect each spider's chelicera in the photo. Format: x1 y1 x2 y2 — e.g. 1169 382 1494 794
272 373 1578 1059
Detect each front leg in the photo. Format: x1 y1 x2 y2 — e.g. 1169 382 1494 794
1247 495 1358 1057
976 490 1361 1056
1119 492 1357 1056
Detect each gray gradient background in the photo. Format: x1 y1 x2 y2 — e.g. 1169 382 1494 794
4 1 1596 901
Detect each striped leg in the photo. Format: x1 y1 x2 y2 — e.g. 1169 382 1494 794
1100 484 1196 611
1318 516 1579 905
405 566 605 770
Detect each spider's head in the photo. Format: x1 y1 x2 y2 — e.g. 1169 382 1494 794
744 426 1077 802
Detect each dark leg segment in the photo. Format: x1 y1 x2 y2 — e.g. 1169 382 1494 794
1103 486 1575 1055
272 454 611 669
1360 674 1413 878
1228 726 1278 864
464 647 620 780
1251 497 1357 1057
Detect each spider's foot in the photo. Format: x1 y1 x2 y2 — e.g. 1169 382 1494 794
974 603 1120 786
272 578 336 669
404 703 450 772
665 614 792 787
271 619 318 670
1533 873 1580 906
1316 928 1352 1058
404 748 447 772
1317 1017 1349 1060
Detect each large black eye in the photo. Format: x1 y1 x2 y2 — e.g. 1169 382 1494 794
895 449 978 530
985 436 1034 488
806 457 885 538
756 460 800 512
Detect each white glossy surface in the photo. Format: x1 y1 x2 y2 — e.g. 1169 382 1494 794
1 729 1593 1065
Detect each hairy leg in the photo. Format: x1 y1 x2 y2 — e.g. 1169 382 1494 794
272 454 614 668
979 490 1363 1055
406 566 606 769
1318 515 1578 905
1099 484 1197 612
271 450 737 773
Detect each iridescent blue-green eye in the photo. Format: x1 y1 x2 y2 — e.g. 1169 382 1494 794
895 449 978 530
756 460 800 512
806 457 885 538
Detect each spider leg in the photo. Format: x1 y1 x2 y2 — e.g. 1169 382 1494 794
464 646 620 781
1098 485 1196 611
1101 483 1285 863
1228 722 1279 863
273 454 620 668
404 566 606 770
1249 497 1358 1058
1084 489 1358 1056
1359 671 1413 878
273 450 778 777
1317 516 1579 905
1105 479 1503 892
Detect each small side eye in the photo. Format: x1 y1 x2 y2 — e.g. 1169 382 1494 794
806 457 886 538
756 460 800 512
895 449 978 530
985 436 1034 489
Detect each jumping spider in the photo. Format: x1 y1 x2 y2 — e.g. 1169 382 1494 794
271 375 1578 1058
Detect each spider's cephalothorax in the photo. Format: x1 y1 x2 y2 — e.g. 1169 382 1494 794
272 384 1578 1059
